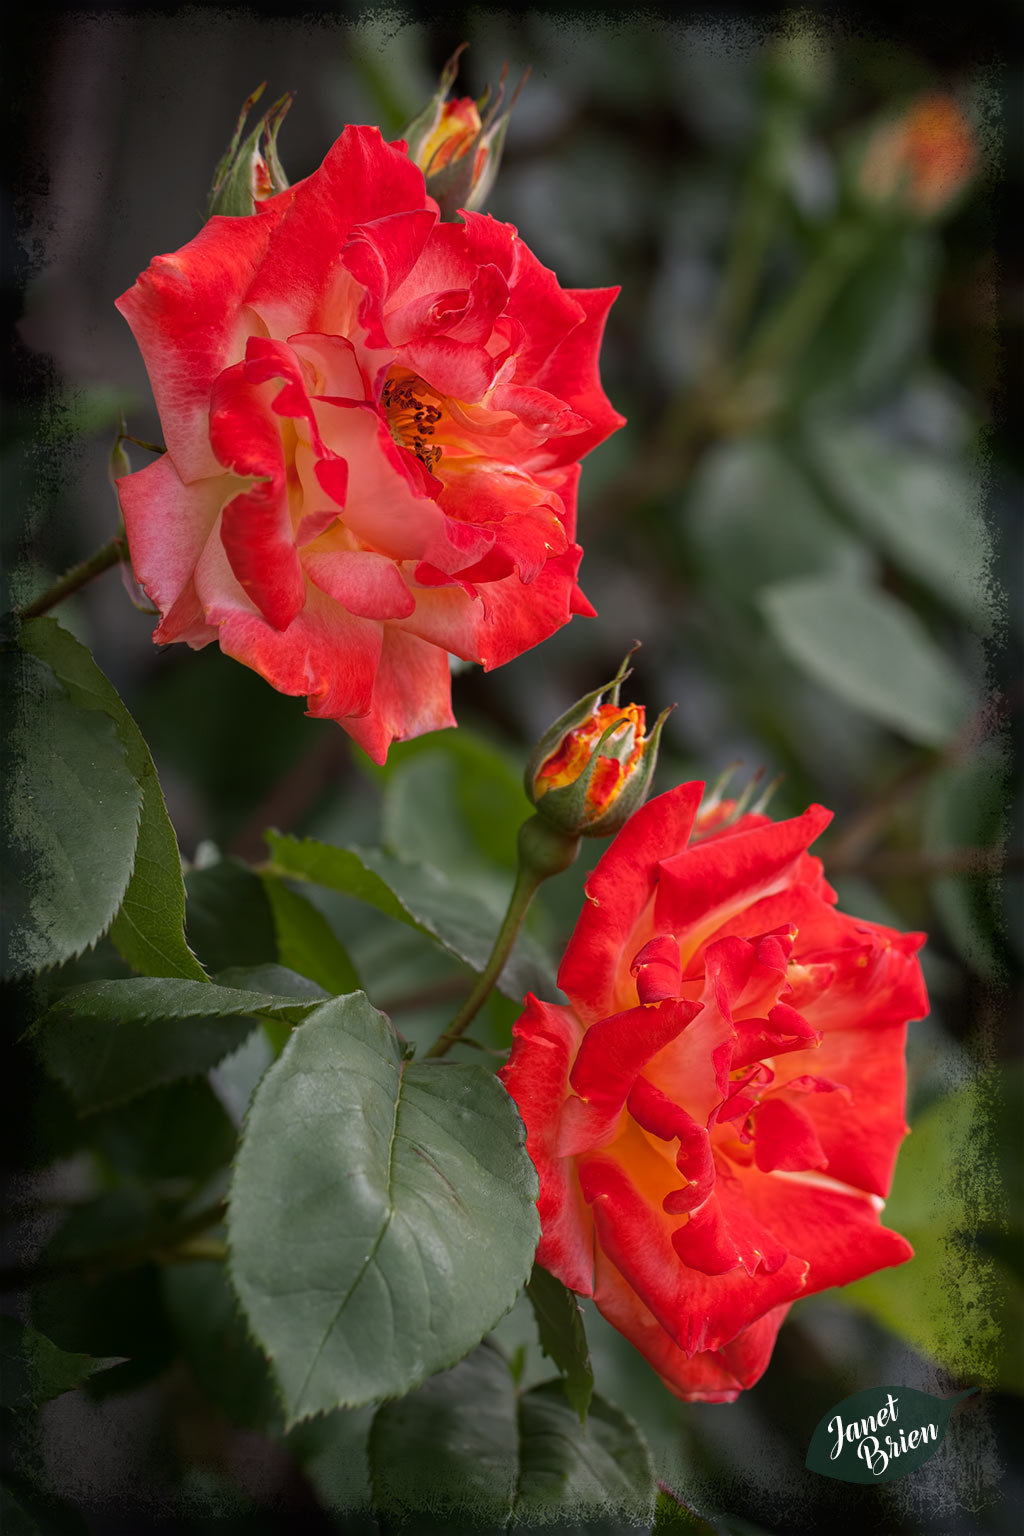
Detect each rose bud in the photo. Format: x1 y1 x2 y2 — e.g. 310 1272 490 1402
857 92 976 219
403 44 526 219
501 782 928 1402
207 82 292 220
525 653 671 838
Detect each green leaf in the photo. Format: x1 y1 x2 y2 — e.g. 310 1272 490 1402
1 648 142 977
379 731 530 879
184 857 277 974
18 617 206 982
686 436 871 609
369 1343 656 1530
526 1264 594 1424
786 230 935 413
759 575 971 746
0 1315 124 1410
261 876 361 995
265 833 556 1001
803 422 994 630
227 994 539 1423
31 976 319 1113
90 1078 237 1185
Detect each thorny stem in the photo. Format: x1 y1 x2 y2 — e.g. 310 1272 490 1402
17 536 127 621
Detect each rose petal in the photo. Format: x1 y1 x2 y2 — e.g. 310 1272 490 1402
115 206 282 482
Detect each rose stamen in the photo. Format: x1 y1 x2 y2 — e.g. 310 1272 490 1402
382 375 445 472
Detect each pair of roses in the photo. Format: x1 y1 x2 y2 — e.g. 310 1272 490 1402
115 116 927 1402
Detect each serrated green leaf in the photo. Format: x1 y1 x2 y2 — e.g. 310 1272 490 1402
804 422 994 630
526 1264 594 1424
261 876 361 995
18 618 206 982
369 1343 656 1530
185 858 278 974
265 833 556 1001
0 1315 124 1410
31 976 319 1113
760 576 971 746
227 994 540 1423
107 772 207 982
1 648 142 977
213 963 329 1002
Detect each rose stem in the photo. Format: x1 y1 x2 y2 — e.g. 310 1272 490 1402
425 814 580 1060
18 535 127 621
424 862 545 1060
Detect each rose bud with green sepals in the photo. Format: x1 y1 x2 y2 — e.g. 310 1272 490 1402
525 653 672 839
207 83 292 220
402 45 526 220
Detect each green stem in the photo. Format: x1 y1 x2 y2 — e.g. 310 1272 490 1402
719 219 870 429
425 815 580 1060
710 94 801 363
425 861 545 1059
19 536 127 621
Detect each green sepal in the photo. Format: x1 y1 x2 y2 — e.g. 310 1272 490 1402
206 82 292 220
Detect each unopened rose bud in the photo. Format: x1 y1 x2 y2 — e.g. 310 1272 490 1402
403 45 526 219
525 651 672 838
207 83 292 220
857 93 976 219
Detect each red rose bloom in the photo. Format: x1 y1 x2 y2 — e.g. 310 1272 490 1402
500 783 928 1402
116 125 622 761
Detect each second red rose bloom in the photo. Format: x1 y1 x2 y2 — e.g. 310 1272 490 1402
500 783 929 1402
